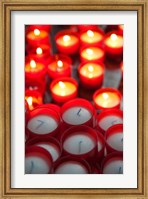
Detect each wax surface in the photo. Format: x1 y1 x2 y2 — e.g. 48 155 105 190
25 62 44 72
80 63 103 78
105 35 123 48
107 132 123 151
25 156 50 174
99 115 123 131
80 31 103 43
81 47 104 60
55 161 88 174
36 143 60 162
103 160 123 174
62 106 92 125
48 61 69 72
95 92 120 108
56 35 79 47
27 30 48 39
52 81 76 96
27 115 58 134
63 133 95 154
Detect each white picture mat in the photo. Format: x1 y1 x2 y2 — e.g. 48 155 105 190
11 11 137 188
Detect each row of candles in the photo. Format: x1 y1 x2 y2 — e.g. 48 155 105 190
25 24 123 174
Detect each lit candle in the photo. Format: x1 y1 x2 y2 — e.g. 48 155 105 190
25 146 53 174
26 25 51 33
55 30 79 54
54 157 91 174
93 88 122 111
25 90 43 110
61 98 97 128
25 58 47 80
97 109 123 134
26 28 50 46
80 28 104 47
61 125 98 160
102 152 123 174
106 124 123 153
27 107 61 138
26 44 51 62
104 31 123 56
26 137 62 163
80 46 105 63
78 62 104 89
50 77 78 104
118 25 123 33
47 54 71 79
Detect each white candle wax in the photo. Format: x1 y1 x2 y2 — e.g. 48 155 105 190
25 156 50 174
36 143 60 162
63 133 95 155
99 115 123 131
55 161 88 174
107 132 123 151
27 115 58 135
103 159 123 174
98 140 103 152
62 106 92 125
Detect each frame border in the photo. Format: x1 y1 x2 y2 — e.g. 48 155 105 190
0 0 147 198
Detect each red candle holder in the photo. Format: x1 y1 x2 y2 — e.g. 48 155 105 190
53 156 91 174
25 90 43 111
79 28 104 47
26 106 61 138
61 125 98 161
101 152 123 174
26 44 51 62
97 109 123 134
105 124 123 154
47 54 72 79
25 57 47 81
96 130 105 163
61 98 97 130
25 129 30 142
77 25 98 32
55 30 80 55
25 145 53 174
37 103 61 116
25 78 46 95
118 25 123 34
78 61 104 89
26 28 50 46
93 87 122 111
80 46 105 63
50 77 78 105
104 30 123 56
26 136 62 164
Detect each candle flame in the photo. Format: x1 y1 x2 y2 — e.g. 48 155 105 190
30 60 36 69
27 97 33 106
59 81 65 89
86 48 94 55
88 65 94 72
34 29 40 36
110 33 118 41
36 47 43 55
87 30 94 37
57 60 63 68
102 93 109 100
63 35 71 42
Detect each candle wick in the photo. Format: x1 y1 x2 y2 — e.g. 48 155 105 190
36 120 44 129
118 166 123 174
111 120 117 125
121 138 123 142
29 161 34 174
79 141 83 154
77 108 81 116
